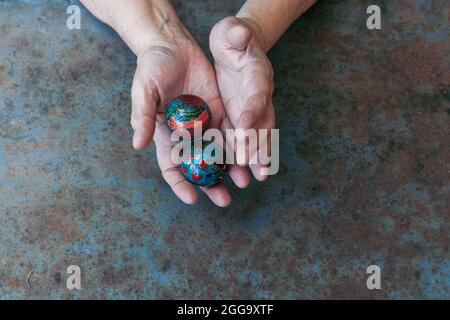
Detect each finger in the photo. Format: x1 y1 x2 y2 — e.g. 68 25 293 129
162 166 198 205
221 115 251 188
250 163 268 182
154 125 198 205
200 183 231 207
228 164 251 188
131 76 159 150
250 134 271 182
235 94 269 165
251 104 275 181
236 94 269 132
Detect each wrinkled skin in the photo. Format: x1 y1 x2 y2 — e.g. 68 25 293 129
130 36 250 207
210 17 276 181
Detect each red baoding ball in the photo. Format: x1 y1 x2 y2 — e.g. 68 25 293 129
165 94 211 134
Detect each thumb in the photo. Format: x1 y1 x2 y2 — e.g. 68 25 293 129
224 22 252 51
130 78 159 150
211 17 253 55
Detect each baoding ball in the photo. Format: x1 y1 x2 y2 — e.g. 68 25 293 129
180 141 227 187
165 94 211 134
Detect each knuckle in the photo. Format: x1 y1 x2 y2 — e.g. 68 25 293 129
161 166 179 181
214 16 239 34
222 16 239 26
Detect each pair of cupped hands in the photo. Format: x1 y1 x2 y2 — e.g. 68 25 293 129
131 17 275 207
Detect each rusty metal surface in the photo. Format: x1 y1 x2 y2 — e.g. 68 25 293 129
0 0 449 299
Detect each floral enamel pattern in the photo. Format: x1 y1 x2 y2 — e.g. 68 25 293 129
180 141 227 187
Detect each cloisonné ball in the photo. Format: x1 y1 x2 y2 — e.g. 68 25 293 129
180 141 227 187
165 94 211 134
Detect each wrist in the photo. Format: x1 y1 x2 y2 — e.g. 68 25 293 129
133 22 195 58
109 1 195 56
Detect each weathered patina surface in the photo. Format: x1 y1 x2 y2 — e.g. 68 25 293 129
0 0 448 299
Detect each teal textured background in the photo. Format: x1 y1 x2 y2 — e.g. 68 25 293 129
0 0 448 299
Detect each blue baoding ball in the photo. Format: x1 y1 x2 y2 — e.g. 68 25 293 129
180 141 227 187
